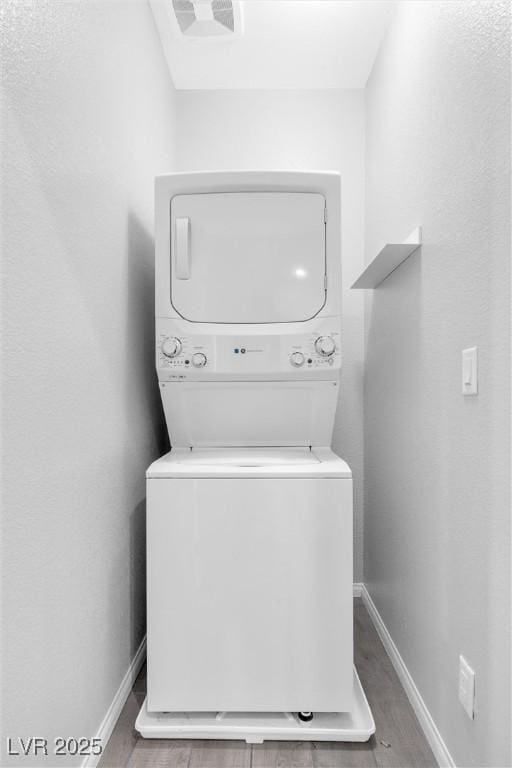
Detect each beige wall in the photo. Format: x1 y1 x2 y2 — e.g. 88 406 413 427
0 1 176 763
364 2 511 765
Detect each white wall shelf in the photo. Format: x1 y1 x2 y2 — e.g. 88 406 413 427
351 227 422 289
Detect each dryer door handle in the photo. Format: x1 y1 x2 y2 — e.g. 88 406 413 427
175 217 191 280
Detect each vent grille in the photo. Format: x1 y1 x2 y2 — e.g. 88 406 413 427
212 0 234 31
172 0 237 37
172 0 195 33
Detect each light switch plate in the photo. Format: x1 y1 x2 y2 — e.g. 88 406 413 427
462 347 478 395
458 655 475 719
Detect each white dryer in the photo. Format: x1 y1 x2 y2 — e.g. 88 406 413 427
136 171 374 742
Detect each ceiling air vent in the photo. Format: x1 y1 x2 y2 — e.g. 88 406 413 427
172 0 241 38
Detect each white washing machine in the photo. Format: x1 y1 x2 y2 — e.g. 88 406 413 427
136 171 374 742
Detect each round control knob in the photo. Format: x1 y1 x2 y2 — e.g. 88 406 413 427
192 352 207 368
315 336 336 357
290 352 305 367
162 336 182 358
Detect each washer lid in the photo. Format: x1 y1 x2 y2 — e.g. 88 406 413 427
158 380 339 449
146 447 352 479
175 447 320 467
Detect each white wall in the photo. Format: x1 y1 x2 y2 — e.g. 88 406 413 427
364 2 511 766
176 90 366 579
0 1 176 763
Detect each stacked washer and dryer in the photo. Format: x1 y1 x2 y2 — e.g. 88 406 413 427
135 171 374 742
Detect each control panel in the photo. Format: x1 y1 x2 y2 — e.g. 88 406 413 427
157 331 214 376
156 319 341 381
287 334 339 371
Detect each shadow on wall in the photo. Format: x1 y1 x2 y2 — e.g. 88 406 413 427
364 250 427 600
125 212 169 655
365 243 462 648
129 498 147 657
125 211 169 458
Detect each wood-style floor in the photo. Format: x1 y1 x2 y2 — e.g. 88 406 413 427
99 599 437 767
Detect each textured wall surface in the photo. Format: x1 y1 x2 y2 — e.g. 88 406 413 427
0 1 176 762
364 2 511 766
176 90 366 580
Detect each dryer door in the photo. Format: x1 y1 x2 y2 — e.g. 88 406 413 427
170 192 326 324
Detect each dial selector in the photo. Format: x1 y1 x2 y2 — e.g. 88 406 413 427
315 336 336 357
162 336 182 358
290 352 305 367
192 352 207 368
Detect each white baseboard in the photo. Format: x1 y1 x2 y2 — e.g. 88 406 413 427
81 636 147 768
359 584 455 768
352 582 364 597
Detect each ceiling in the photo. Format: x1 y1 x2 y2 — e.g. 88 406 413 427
150 0 397 90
